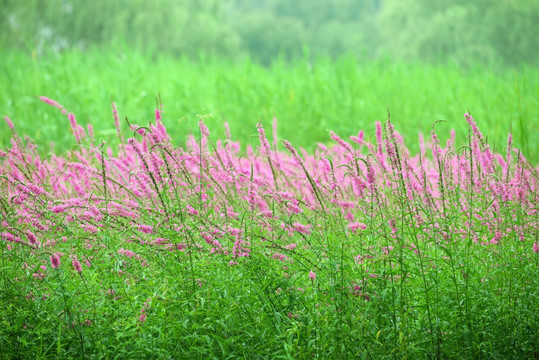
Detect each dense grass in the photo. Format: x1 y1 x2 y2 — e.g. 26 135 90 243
1 48 538 163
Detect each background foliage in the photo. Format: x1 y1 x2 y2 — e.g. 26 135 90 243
1 0 538 67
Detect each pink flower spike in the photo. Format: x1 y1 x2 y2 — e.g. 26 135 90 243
26 231 37 245
350 130 364 145
50 253 61 269
348 222 367 234
309 270 316 281
138 225 153 234
224 122 231 139
293 222 311 235
39 96 65 111
257 122 271 155
4 116 14 130
72 256 82 273
533 243 539 253
199 119 210 137
118 248 136 258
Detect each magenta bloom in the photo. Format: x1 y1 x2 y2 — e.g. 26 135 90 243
72 256 82 273
293 222 311 235
118 248 136 258
138 225 153 234
309 270 316 281
348 222 367 234
4 116 14 130
257 122 271 155
534 243 539 253
51 205 67 213
50 253 61 269
26 231 37 245
82 224 98 234
199 119 210 137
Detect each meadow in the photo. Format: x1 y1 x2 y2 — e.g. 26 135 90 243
1 49 538 163
0 50 538 359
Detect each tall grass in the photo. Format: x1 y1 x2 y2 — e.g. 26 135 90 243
0 99 537 358
1 48 538 163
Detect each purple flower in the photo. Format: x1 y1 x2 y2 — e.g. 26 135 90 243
50 253 61 269
138 225 153 234
348 222 367 234
72 256 82 273
199 119 210 137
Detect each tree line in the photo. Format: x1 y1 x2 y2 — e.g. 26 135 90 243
1 0 537 67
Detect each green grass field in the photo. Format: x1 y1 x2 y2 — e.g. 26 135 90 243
1 48 537 163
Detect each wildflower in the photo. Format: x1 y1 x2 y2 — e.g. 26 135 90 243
137 225 153 234
186 204 199 216
118 248 136 258
50 253 61 269
87 123 94 139
533 243 539 253
282 140 299 159
68 113 85 143
382 246 394 254
257 122 271 156
365 159 375 185
350 130 364 145
309 270 316 282
329 130 354 153
293 222 311 235
258 210 274 219
51 205 67 213
348 222 367 234
490 231 502 245
82 224 98 234
72 256 82 273
248 182 257 211
4 116 14 130
39 96 68 115
227 228 241 236
111 102 123 140
272 252 288 261
285 243 297 250
375 121 383 156
26 231 37 245
128 138 149 171
199 119 210 137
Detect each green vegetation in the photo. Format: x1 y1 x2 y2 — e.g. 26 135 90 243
1 49 538 163
1 0 538 67
1 1 538 358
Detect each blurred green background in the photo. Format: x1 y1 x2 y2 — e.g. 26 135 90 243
1 0 538 161
3 0 539 67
